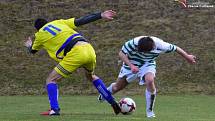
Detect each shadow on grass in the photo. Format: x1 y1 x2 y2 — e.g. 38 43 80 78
60 112 140 120
61 112 115 116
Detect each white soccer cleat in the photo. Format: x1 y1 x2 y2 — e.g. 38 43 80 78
97 94 105 102
40 109 60 116
146 111 156 118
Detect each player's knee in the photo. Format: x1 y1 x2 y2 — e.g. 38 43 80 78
145 77 156 93
145 77 155 86
145 74 155 84
46 70 62 84
91 74 99 81
84 69 99 82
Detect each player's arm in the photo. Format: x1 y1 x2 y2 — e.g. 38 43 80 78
120 40 139 73
74 10 116 26
155 37 196 64
24 37 38 54
176 46 196 64
119 51 133 68
119 51 139 74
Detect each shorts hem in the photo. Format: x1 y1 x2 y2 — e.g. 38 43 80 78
54 64 71 77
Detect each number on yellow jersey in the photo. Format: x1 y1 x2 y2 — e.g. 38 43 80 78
43 24 61 36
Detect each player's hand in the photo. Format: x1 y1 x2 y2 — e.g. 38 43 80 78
186 54 196 64
130 64 139 74
101 10 116 20
24 36 32 48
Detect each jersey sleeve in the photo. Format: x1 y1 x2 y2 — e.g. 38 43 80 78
121 39 136 54
74 12 102 26
32 38 43 50
32 33 45 50
62 18 77 29
153 37 177 53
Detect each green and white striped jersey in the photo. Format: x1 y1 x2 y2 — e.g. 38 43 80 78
121 36 177 69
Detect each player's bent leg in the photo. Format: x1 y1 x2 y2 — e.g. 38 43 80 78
98 83 116 102
112 77 128 93
144 72 156 118
92 76 121 114
98 77 128 102
97 82 116 102
41 69 63 116
145 72 156 93
83 48 121 115
85 71 121 115
46 69 63 84
93 76 121 115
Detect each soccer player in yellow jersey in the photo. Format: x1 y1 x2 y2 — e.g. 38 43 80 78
24 10 121 116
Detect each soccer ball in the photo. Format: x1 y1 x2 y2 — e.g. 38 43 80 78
119 97 136 114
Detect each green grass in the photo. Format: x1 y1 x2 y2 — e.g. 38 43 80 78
0 0 215 95
0 95 215 121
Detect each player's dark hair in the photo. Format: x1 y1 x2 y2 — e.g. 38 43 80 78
34 18 48 30
138 37 155 52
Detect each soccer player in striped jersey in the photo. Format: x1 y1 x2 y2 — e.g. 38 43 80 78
98 36 196 118
24 10 121 116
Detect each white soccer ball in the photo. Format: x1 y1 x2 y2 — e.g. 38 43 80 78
119 97 136 114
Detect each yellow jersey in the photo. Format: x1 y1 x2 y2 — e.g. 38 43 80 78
32 18 82 62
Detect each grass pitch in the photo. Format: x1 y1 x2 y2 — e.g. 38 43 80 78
0 95 214 121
